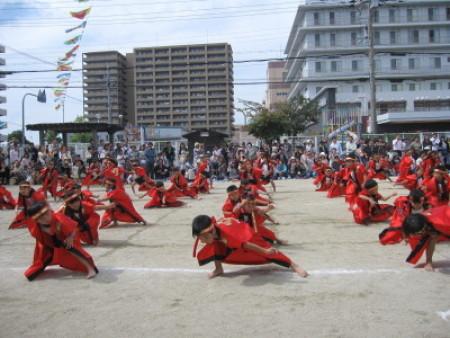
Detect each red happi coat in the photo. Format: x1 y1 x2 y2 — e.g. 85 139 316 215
258 160 275 185
0 186 16 209
191 174 210 194
316 171 333 192
40 167 59 197
143 188 183 208
9 188 46 229
343 164 366 206
168 174 197 198
421 157 438 179
24 211 97 281
194 218 291 268
401 173 424 191
396 155 414 182
234 207 277 244
100 188 145 228
367 159 389 180
134 166 155 192
313 162 326 186
240 166 265 191
82 165 102 186
351 190 394 225
423 177 450 208
63 201 100 245
103 166 125 190
222 197 239 218
327 169 346 198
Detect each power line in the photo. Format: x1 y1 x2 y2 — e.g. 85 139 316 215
3 51 450 75
0 7 297 28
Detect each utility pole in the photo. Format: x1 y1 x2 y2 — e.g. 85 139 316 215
106 65 112 124
367 0 378 134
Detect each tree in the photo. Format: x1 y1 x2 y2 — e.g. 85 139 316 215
7 130 31 144
247 108 289 143
45 130 61 143
70 115 92 143
274 95 320 136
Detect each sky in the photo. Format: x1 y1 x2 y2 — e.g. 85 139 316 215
0 0 300 142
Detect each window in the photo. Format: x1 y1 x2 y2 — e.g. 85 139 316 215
315 61 322 72
409 30 419 43
408 58 415 70
374 60 381 71
448 82 450 89
429 30 436 43
428 8 435 21
352 85 359 93
373 10 379 23
350 11 356 24
390 59 400 70
430 82 438 90
352 60 360 71
409 83 416 91
389 9 396 23
329 12 335 25
447 8 450 20
315 34 321 47
330 33 336 47
351 32 357 46
434 57 442 68
374 31 380 44
331 61 337 72
391 83 400 92
316 86 322 94
407 8 415 22
390 31 397 44
314 12 320 25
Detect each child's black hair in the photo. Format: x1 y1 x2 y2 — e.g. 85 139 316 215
364 179 378 190
226 185 238 193
192 215 212 237
402 214 428 236
409 189 424 204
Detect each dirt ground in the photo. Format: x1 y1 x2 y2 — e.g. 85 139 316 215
0 180 449 338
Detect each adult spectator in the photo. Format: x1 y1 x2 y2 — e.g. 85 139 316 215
329 137 343 156
144 142 156 178
345 131 359 155
392 135 405 156
430 133 441 152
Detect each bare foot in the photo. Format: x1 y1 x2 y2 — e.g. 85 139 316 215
208 267 224 279
276 238 288 245
86 268 97 279
424 263 435 272
292 264 308 278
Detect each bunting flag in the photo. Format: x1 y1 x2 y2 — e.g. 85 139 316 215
65 45 80 59
57 64 72 71
70 7 91 20
57 72 71 79
65 20 87 33
54 3 92 112
64 34 82 45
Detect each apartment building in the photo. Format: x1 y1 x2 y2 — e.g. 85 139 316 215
83 43 234 135
265 61 289 111
0 44 6 118
83 51 129 125
284 0 450 132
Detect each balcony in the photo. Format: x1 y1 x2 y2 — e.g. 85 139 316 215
377 110 450 124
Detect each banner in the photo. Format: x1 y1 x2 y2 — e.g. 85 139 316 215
70 7 91 20
65 21 87 33
64 34 82 45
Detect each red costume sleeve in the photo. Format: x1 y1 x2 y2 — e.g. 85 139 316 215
216 219 254 249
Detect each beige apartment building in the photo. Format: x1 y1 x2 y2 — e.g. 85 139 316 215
83 43 234 135
265 61 289 111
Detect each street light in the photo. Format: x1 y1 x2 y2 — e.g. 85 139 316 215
21 89 46 152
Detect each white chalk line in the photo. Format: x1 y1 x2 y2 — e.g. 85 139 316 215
0 266 416 276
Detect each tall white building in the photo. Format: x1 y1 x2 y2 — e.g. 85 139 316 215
0 44 6 118
284 0 450 133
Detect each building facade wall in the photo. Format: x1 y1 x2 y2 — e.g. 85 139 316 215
284 0 450 129
265 61 289 111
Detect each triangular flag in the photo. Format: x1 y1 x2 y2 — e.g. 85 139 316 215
57 59 74 66
64 35 82 45
65 45 79 59
70 7 91 20
57 64 72 71
57 72 71 79
54 90 66 97
65 21 87 33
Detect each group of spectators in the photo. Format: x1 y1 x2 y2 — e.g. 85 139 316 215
1 131 449 185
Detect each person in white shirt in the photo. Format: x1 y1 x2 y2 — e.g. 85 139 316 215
392 135 405 155
9 145 19 164
345 131 359 155
328 137 343 156
430 133 440 152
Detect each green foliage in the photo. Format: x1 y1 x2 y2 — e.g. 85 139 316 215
70 115 92 143
274 95 319 136
245 95 320 142
247 108 289 143
7 130 31 144
45 130 60 143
